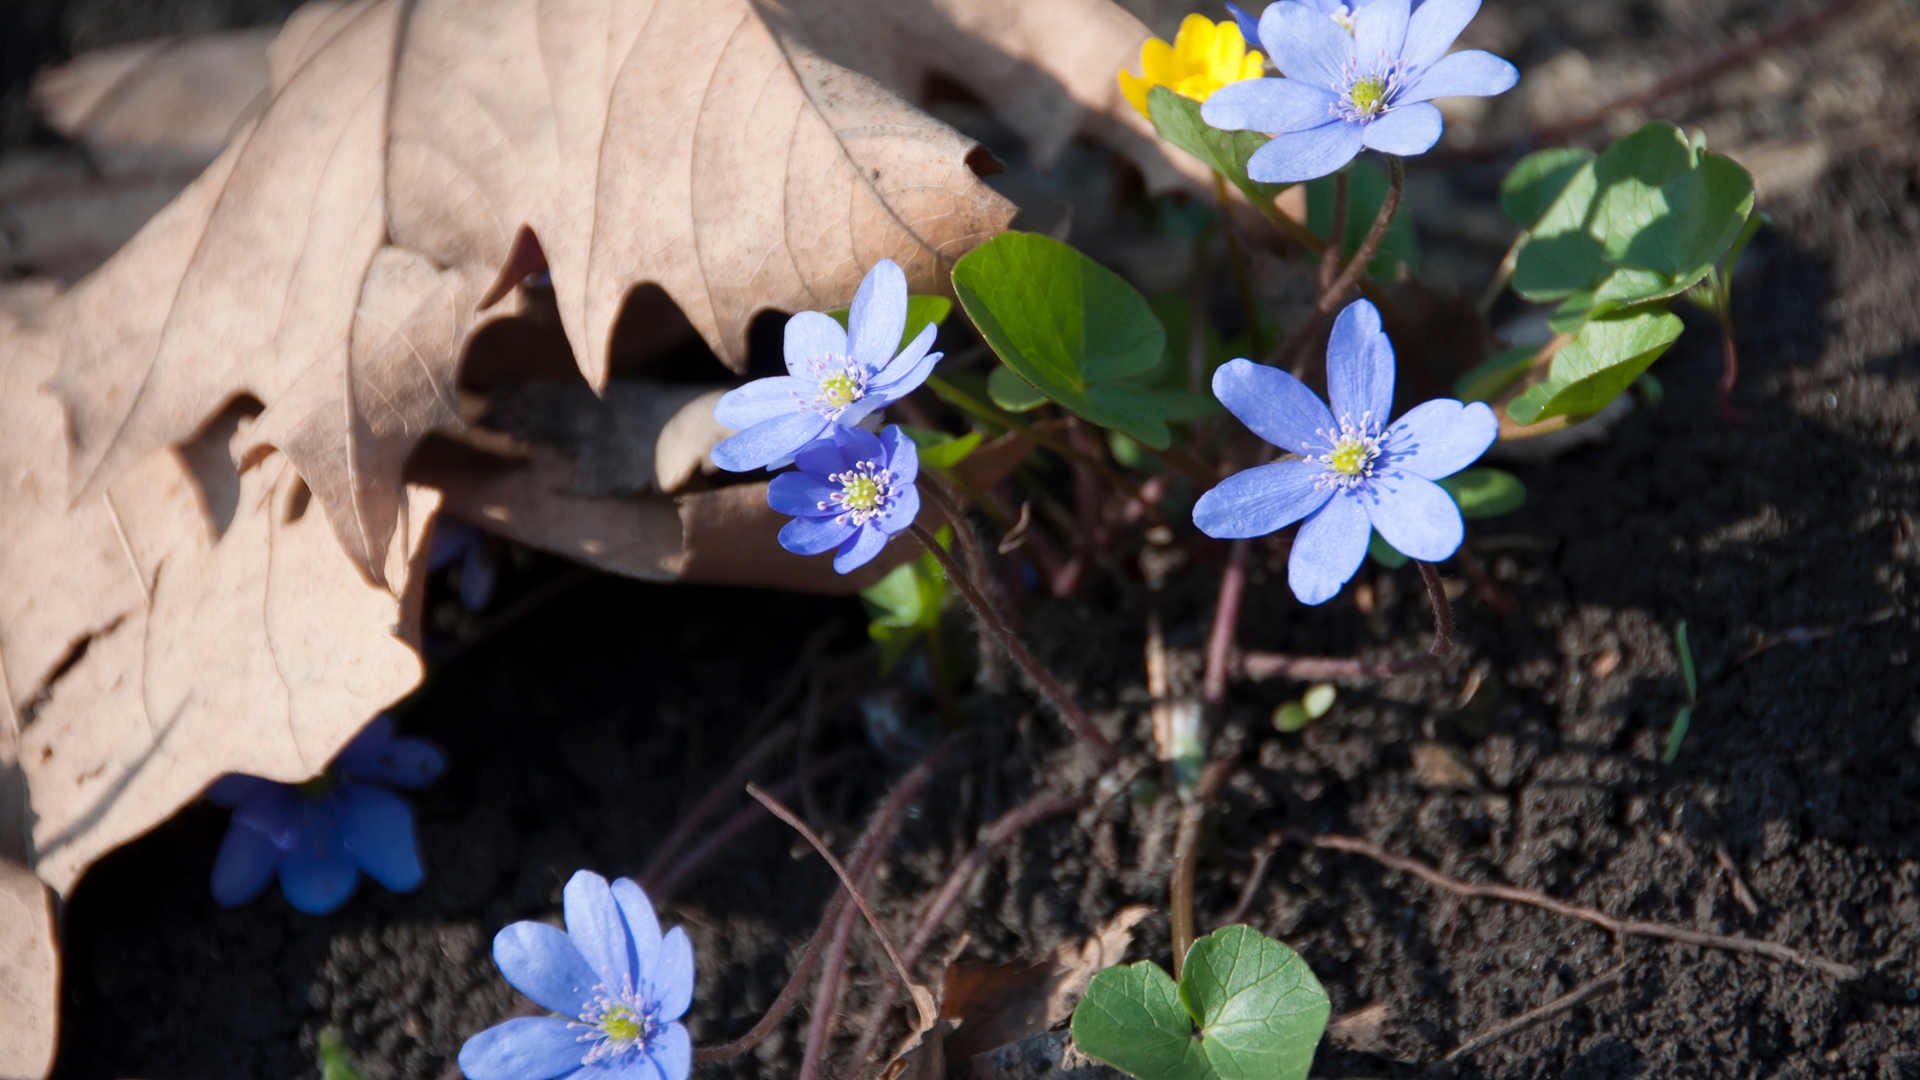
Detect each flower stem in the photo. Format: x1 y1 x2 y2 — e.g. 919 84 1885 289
1319 171 1350 296
1169 756 1235 979
1269 155 1406 373
909 522 1121 765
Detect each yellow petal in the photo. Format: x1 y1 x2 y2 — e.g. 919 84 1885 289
1208 22 1246 82
1140 37 1177 85
1240 51 1267 81
1174 14 1216 71
1118 69 1151 117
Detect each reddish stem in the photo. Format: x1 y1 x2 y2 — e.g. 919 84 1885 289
1237 561 1453 681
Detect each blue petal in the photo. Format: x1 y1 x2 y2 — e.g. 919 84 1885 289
278 802 359 915
712 377 810 430
1367 471 1464 560
767 473 842 517
1384 399 1496 479
793 432 855 475
647 1023 692 1080
830 423 886 465
458 1017 586 1080
1403 0 1479 68
783 311 848 377
1247 121 1365 184
1227 2 1263 49
494 921 599 1017
710 412 830 473
610 877 664 985
649 927 696 1022
868 322 940 398
1324 300 1395 426
207 773 274 807
1210 359 1334 456
564 870 633 989
878 481 921 533
211 820 280 907
1260 1 1355 88
336 730 444 789
234 783 303 848
1192 459 1333 539
1353 0 1409 63
1403 50 1518 102
1288 493 1371 605
779 515 858 556
846 259 909 371
834 523 891 573
336 784 424 892
879 425 918 485
1361 102 1444 156
1201 78 1336 135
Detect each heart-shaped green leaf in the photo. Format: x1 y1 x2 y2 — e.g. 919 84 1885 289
1072 928 1329 1080
1507 305 1683 425
988 365 1049 412
1147 87 1288 206
952 232 1170 449
1072 960 1211 1080
1179 926 1330 1080
1500 146 1595 228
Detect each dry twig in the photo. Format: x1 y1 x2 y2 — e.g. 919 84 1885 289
1239 562 1453 681
1442 961 1629 1064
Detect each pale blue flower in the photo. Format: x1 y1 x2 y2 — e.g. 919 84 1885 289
1202 0 1518 183
1192 299 1496 604
769 424 920 574
710 259 941 472
208 715 443 915
459 871 694 1080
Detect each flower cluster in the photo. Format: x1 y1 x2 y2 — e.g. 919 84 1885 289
1202 0 1517 182
1192 299 1496 604
208 715 443 915
710 259 940 472
459 870 694 1080
1119 13 1266 118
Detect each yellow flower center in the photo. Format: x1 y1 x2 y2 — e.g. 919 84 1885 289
839 474 881 512
1328 438 1371 475
599 1006 644 1044
818 372 862 409
1348 75 1389 117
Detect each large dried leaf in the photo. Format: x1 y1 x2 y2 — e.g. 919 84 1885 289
0 858 57 1080
1 316 431 896
942 904 1150 1062
32 29 274 167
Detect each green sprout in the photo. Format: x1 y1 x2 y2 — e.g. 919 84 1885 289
1272 683 1336 733
1662 620 1698 764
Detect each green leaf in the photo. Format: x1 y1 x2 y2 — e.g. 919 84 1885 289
1506 305 1684 425
826 294 953 352
1455 345 1538 404
1307 158 1419 280
860 528 950 632
1676 620 1697 701
988 365 1049 412
1179 926 1331 1080
1662 705 1692 765
1109 431 1146 469
900 426 983 472
1302 684 1336 719
1272 702 1311 733
1436 468 1526 520
1147 86 1289 206
1500 147 1596 228
319 1029 369 1080
1367 530 1408 568
1512 122 1756 310
952 232 1171 449
1155 388 1223 422
1073 961 1211 1080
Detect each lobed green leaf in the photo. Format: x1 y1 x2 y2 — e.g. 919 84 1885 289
1506 305 1683 425
1179 926 1331 1080
1436 468 1527 520
1072 960 1211 1080
1500 147 1595 228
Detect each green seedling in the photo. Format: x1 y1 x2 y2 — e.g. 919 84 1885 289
1273 683 1336 733
1663 620 1698 764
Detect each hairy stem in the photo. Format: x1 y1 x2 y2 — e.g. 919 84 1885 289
910 523 1121 765
797 894 862 1080
1274 157 1406 373
1169 757 1235 979
1238 561 1452 681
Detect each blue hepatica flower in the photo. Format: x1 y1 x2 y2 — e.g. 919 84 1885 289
710 259 941 472
429 518 497 612
1202 0 1518 183
769 423 920 574
459 870 694 1080
208 714 444 915
1192 299 1496 605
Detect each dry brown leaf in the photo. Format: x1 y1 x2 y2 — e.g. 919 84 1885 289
0 857 58 1080
32 29 273 168
941 904 1150 1062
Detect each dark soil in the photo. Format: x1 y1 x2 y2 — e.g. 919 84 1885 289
31 0 1920 1078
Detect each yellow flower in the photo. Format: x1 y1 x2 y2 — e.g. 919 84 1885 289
1118 14 1267 119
